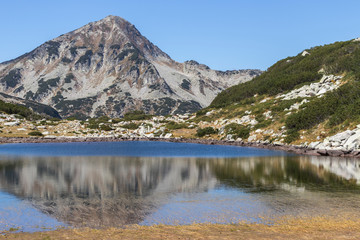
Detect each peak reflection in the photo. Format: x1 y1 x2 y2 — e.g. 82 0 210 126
0 155 359 227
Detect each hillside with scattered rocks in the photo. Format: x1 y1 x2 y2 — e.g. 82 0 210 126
192 38 360 156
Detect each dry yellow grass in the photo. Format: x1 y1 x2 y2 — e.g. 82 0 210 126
171 128 197 138
2 216 360 240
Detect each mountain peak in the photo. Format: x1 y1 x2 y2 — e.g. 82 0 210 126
98 15 130 26
0 16 261 118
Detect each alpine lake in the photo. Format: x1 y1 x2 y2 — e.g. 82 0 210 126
0 141 359 232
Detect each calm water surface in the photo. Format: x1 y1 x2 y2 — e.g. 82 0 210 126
0 141 360 232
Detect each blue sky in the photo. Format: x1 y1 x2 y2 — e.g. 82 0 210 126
0 0 359 70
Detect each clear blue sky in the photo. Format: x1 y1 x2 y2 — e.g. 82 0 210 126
0 0 359 71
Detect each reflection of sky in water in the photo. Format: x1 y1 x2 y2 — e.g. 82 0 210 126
0 191 66 232
0 142 360 232
141 187 271 225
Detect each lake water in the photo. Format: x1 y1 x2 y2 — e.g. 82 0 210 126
0 141 360 232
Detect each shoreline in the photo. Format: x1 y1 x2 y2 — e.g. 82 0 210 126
2 216 360 239
0 136 359 158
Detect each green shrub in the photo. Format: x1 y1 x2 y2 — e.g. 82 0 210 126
76 50 93 65
224 123 250 139
28 131 43 137
165 121 188 130
111 118 122 123
196 127 217 137
0 100 39 120
64 73 74 83
284 129 300 143
97 116 110 123
121 123 140 130
66 117 78 121
123 110 152 121
0 68 22 88
196 108 208 117
50 118 61 122
87 123 99 129
180 79 191 90
100 125 113 131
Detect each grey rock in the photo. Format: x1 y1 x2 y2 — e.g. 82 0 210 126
328 130 355 142
343 131 360 150
308 141 320 149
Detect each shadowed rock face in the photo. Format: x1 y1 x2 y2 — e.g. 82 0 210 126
1 155 360 227
0 15 261 118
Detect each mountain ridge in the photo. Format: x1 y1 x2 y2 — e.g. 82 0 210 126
0 15 261 119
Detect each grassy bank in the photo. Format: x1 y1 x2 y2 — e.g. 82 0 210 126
2 216 360 239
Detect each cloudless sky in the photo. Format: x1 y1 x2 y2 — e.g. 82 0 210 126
0 0 359 70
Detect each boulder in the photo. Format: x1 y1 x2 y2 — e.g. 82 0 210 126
247 135 257 142
301 50 310 56
164 133 173 139
328 130 355 142
317 88 327 95
4 122 20 126
316 149 328 156
326 150 344 157
305 149 321 156
226 134 234 141
315 143 325 149
44 135 57 139
308 141 320 149
343 131 360 150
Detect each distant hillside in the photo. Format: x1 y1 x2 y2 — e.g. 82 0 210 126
199 38 360 144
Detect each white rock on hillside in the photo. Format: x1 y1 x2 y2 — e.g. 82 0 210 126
4 122 20 126
277 75 342 100
301 50 310 56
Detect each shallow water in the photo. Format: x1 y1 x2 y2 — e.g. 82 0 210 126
0 141 359 232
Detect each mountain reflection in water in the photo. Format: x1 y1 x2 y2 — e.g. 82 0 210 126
0 155 360 228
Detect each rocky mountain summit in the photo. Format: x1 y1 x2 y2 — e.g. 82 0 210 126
0 15 261 119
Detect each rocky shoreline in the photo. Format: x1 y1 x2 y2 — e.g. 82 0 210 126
1 136 359 158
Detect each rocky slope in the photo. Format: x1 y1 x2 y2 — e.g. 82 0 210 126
0 15 261 119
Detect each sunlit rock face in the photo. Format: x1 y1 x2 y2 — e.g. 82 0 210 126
1 155 360 227
0 15 261 118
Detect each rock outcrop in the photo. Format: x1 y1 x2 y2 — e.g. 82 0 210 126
0 15 261 119
309 126 360 152
276 75 342 100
